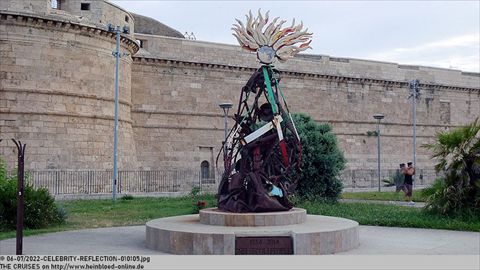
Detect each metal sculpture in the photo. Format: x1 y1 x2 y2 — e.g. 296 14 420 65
217 10 312 212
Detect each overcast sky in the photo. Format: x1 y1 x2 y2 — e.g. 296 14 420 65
111 0 480 72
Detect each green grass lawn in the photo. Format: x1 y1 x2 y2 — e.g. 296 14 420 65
0 194 216 240
298 200 480 232
1 194 479 241
341 190 426 202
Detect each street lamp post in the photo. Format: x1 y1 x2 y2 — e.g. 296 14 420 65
373 114 385 192
409 80 420 186
107 24 130 200
219 103 233 162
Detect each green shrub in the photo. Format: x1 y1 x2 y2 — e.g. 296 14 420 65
190 186 201 197
189 186 205 213
120 194 134 201
0 160 65 231
292 113 346 201
382 178 395 187
422 177 479 217
423 118 480 216
421 178 445 198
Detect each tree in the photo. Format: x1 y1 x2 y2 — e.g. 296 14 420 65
292 113 346 201
423 118 480 215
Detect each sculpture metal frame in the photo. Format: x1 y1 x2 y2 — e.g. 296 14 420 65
216 10 312 212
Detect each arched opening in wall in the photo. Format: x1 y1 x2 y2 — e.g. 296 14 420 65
201 161 209 179
201 161 214 184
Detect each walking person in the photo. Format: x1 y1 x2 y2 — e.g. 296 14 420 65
404 162 415 205
396 163 406 193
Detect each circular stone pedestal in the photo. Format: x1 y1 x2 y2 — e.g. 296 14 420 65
199 208 307 226
146 208 359 255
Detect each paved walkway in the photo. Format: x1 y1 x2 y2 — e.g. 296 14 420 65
339 199 426 208
0 225 478 255
342 185 429 193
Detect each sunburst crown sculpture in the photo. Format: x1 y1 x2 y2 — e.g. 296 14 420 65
232 10 313 64
216 11 311 213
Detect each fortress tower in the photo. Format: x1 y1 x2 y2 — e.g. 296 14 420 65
1 0 139 170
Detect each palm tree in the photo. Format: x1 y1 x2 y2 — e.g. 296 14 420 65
423 118 480 214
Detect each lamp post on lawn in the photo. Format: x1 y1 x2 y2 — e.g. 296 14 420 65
107 23 130 200
373 114 385 192
219 103 233 162
409 79 420 187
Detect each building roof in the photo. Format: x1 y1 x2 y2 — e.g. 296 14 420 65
132 13 184 38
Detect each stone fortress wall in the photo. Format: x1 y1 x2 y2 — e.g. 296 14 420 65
1 0 479 179
132 34 480 173
0 0 139 170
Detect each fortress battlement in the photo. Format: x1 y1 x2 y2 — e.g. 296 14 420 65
134 34 479 90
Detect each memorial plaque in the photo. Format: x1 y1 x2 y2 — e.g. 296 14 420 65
235 236 293 255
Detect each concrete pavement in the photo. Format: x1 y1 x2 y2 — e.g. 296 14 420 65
1 225 478 255
339 199 426 208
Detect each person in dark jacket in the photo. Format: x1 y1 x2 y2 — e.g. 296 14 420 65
404 162 415 205
397 163 406 192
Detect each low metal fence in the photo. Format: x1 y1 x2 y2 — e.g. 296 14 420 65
6 168 438 197
340 168 439 189
21 169 218 196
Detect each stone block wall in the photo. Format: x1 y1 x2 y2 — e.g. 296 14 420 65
131 59 229 171
57 0 135 36
0 0 50 15
134 35 479 89
0 6 139 170
131 35 480 171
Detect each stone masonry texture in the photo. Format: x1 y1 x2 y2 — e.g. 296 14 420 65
1 0 479 176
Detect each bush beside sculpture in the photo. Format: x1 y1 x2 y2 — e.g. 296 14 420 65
423 118 480 216
0 160 65 231
292 113 346 201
